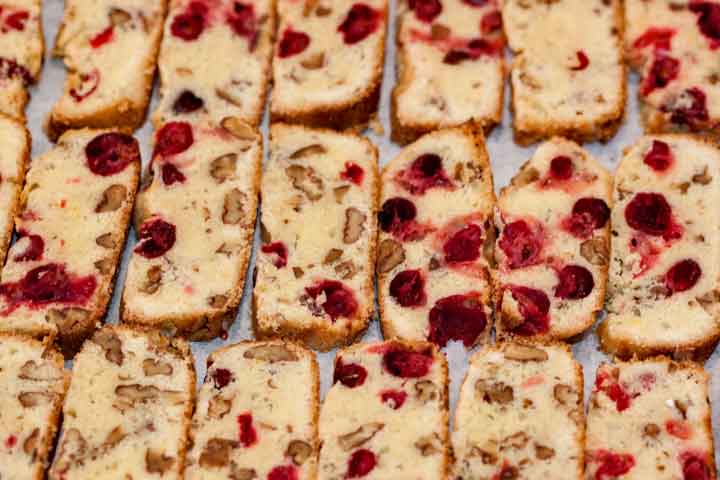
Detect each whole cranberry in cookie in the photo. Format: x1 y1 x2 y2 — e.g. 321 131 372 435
379 197 432 241
211 368 233 388
594 369 631 412
625 193 677 238
4 10 29 31
161 163 186 186
347 449 376 478
338 3 381 45
268 465 298 480
341 162 364 185
382 346 433 378
261 242 288 268
85 132 139 176
680 451 712 480
172 90 204 114
689 1 720 46
563 197 610 239
278 28 310 58
90 26 114 49
227 2 257 43
590 450 636 480
555 265 594 299
154 122 194 158
443 224 483 263
395 153 452 195
389 269 426 307
507 286 550 336
171 1 208 41
644 140 674 172
334 358 368 388
14 231 43 262
134 218 177 259
641 55 679 96
305 280 358 320
549 155 573 180
499 220 543 269
480 10 502 34
408 0 442 23
0 57 31 85
571 50 589 71
237 412 258 447
666 87 709 127
665 259 701 294
428 293 487 347
633 27 675 51
380 389 407 409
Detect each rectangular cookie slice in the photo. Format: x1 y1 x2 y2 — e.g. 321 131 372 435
253 123 378 351
270 0 387 131
152 0 275 127
0 334 68 480
48 325 195 479
377 126 495 349
121 118 261 341
586 359 716 480
494 137 612 341
319 340 449 479
452 342 585 480
186 341 319 480
600 135 720 360
46 0 167 141
392 0 505 144
0 115 29 265
502 0 625 145
0 129 140 356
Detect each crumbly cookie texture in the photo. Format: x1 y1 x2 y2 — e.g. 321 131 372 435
186 341 319 480
585 359 716 480
152 0 275 127
0 335 68 480
626 0 720 135
253 123 378 351
47 0 167 140
121 118 260 341
503 0 625 145
453 342 585 480
270 0 387 130
0 115 28 265
600 135 720 360
377 126 495 349
318 340 449 479
48 326 195 480
0 129 140 357
392 0 504 144
494 137 612 341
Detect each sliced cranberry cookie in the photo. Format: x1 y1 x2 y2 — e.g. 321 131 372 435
392 0 505 144
121 118 261 341
47 0 167 141
600 135 720 360
0 129 140 356
378 126 495 349
0 115 29 265
270 0 388 131
48 326 195 480
586 359 716 480
502 0 625 145
186 341 319 480
253 123 378 351
495 138 612 341
453 342 585 480
319 340 449 479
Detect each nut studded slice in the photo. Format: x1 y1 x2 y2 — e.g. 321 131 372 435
254 124 378 351
186 341 319 480
378 126 495 349
47 0 167 140
121 118 261 341
392 0 505 144
319 340 449 479
0 129 140 356
270 0 388 130
452 342 584 480
0 116 29 265
49 326 195 480
600 135 720 360
502 0 625 145
586 359 716 480
152 0 275 127
494 138 612 341
0 335 68 480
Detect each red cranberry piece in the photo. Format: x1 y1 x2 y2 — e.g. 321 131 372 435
134 218 177 259
594 370 631 412
305 280 358 320
341 162 365 185
154 121 194 158
338 3 381 45
689 2 720 43
5 11 28 31
467 37 500 56
268 465 298 480
237 412 258 447
409 0 442 22
261 241 288 268
680 451 712 480
665 259 701 294
428 293 487 347
549 156 573 180
389 269 426 307
494 462 518 480
666 420 692 440
564 197 611 239
14 232 43 262
4 435 16 448
507 286 550 336
463 0 487 5
633 27 675 51
443 50 471 65
69 69 99 102
172 90 204 114
334 358 368 388
480 10 502 34
396 153 452 195
571 50 589 70
644 140 673 172
592 450 636 480
171 1 207 41
555 265 594 300
383 346 433 378
347 449 376 478
211 368 233 388
85 132 139 176
89 26 114 48
499 220 542 269
227 2 257 40
278 28 310 58
0 57 32 85
625 192 672 236
161 164 186 186
380 389 407 410
443 224 482 263
641 55 680 96
667 87 709 126
378 197 416 232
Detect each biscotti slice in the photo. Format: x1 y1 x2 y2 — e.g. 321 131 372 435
586 359 716 480
0 335 68 480
392 0 505 144
502 0 625 145
318 340 449 479
600 135 720 360
49 326 195 479
152 0 275 127
186 341 319 480
0 115 29 265
270 0 388 130
453 342 585 480
121 118 261 341
0 129 140 356
494 138 612 341
253 123 378 351
46 0 167 141
377 126 495 349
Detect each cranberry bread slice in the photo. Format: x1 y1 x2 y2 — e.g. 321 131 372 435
502 0 625 145
600 135 720 360
0 115 29 265
0 129 140 357
152 0 275 127
270 0 388 131
586 359 716 480
494 138 612 341
186 341 319 480
392 0 505 144
0 335 68 480
253 123 378 351
48 326 195 479
121 118 261 341
319 340 449 479
46 0 168 141
378 126 495 349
